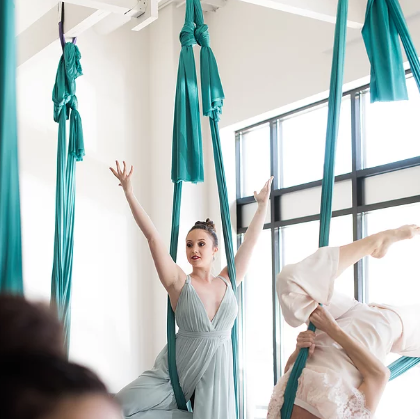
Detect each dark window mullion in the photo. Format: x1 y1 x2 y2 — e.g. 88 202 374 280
236 133 243 231
270 120 281 383
351 92 365 302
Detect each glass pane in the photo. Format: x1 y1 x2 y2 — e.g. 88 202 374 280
363 77 420 168
365 204 420 306
241 124 271 197
364 166 420 205
241 202 271 228
281 180 352 221
243 230 273 418
281 97 352 188
376 364 420 419
365 204 420 418
280 216 353 374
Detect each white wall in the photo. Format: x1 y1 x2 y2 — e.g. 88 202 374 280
17 24 152 392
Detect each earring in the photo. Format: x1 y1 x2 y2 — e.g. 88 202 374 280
213 255 215 261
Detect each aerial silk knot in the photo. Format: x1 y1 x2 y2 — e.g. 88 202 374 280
53 96 69 122
195 24 210 47
180 22 197 47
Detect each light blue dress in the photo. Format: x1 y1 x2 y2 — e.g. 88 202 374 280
117 275 238 419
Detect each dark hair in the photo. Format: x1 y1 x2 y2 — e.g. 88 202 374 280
188 218 218 246
0 295 65 357
0 353 115 419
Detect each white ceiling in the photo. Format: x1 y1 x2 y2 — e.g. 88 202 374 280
16 0 60 34
15 0 420 36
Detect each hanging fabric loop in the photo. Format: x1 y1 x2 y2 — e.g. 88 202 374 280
51 41 85 354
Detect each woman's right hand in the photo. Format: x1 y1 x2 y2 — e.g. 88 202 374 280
110 161 133 194
296 330 316 357
309 305 340 337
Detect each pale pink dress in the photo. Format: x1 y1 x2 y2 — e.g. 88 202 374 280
268 247 420 419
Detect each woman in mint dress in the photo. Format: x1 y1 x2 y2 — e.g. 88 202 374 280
110 161 272 418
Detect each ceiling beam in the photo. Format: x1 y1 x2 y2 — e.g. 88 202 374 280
237 0 365 29
131 0 158 31
17 4 109 67
63 0 141 15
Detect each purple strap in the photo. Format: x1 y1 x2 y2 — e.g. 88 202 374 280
58 4 77 51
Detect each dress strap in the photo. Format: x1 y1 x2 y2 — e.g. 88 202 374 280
216 275 230 287
185 275 191 284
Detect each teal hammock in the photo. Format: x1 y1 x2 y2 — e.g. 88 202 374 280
51 42 85 354
281 0 420 417
0 0 24 294
168 0 239 415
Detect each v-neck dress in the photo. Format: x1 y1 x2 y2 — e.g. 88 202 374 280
117 275 238 419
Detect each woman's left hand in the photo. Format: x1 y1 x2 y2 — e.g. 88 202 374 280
254 177 274 206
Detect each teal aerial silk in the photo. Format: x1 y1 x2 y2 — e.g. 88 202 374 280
171 0 203 184
362 0 420 381
281 1 349 417
195 2 239 413
0 0 23 294
282 0 420 415
362 0 420 102
51 42 85 353
362 0 408 102
168 0 239 415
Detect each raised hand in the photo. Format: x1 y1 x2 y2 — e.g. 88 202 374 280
110 161 134 194
254 176 274 206
296 330 316 357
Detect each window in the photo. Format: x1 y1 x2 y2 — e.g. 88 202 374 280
363 77 420 168
240 123 271 197
281 97 352 187
236 72 420 419
365 204 420 419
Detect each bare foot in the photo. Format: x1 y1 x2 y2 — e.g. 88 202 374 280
371 225 420 259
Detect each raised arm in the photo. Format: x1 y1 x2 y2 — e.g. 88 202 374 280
220 177 273 285
110 161 185 291
310 306 390 414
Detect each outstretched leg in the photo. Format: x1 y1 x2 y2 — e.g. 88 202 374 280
337 225 420 278
277 225 420 328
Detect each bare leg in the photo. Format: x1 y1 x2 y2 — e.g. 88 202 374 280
336 225 420 278
291 406 318 419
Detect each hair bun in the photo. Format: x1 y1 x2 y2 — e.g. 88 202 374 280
205 218 216 232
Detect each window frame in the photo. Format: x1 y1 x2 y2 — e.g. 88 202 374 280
235 71 420 418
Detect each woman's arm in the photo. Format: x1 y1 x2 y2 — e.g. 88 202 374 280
310 306 390 413
110 161 185 291
220 177 273 285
